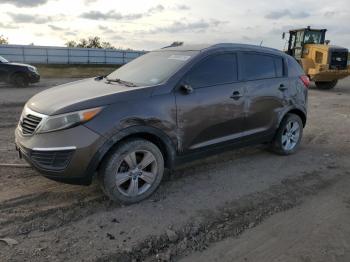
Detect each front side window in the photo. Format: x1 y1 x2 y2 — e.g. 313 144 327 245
242 53 283 80
185 53 237 88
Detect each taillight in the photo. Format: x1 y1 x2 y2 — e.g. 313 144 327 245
300 75 310 88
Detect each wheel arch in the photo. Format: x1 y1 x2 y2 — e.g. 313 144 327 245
282 108 307 127
86 125 177 183
10 70 27 79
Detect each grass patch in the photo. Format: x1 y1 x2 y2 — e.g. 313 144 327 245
34 64 120 78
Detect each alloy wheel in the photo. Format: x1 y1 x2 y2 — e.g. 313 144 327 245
115 150 158 197
281 120 300 151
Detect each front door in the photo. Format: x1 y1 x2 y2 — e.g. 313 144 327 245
175 52 246 152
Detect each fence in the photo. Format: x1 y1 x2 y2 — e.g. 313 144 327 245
0 44 146 65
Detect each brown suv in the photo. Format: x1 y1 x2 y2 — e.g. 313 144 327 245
15 44 309 203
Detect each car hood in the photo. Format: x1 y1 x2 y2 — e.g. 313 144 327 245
27 78 154 115
7 62 33 67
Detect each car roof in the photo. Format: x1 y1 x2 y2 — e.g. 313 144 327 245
157 43 287 57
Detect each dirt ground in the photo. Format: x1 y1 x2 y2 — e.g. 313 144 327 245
0 78 350 262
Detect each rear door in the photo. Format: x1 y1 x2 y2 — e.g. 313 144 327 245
175 52 246 152
239 52 289 136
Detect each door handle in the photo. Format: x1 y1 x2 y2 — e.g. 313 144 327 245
230 91 243 100
278 84 288 91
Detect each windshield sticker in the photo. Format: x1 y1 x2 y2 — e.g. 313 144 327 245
150 78 159 83
168 55 191 61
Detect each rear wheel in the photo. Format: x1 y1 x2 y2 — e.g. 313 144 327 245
315 80 337 90
99 139 164 204
270 113 303 155
12 74 29 88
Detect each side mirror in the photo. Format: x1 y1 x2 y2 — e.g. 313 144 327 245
180 84 193 94
325 40 330 45
282 32 285 39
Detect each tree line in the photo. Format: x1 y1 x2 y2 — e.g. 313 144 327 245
0 34 183 50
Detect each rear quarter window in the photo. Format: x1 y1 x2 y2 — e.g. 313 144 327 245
274 57 284 77
287 56 305 77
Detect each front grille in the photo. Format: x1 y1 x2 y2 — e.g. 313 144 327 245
31 149 74 171
21 114 42 135
329 50 348 70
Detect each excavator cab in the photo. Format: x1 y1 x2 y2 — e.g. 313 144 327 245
286 27 327 59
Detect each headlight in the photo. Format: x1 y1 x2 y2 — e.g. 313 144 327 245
36 107 103 134
27 66 38 73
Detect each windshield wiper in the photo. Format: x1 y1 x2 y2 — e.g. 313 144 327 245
105 77 138 87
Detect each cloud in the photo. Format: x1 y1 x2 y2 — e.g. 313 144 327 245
64 31 78 36
324 11 336 17
98 26 124 40
149 19 224 34
98 25 114 33
0 0 48 7
0 22 19 29
148 4 165 13
48 24 66 31
265 9 310 19
80 5 165 21
83 0 98 4
7 13 52 24
175 4 190 10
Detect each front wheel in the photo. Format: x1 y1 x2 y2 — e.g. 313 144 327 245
270 114 303 155
12 74 29 88
99 139 164 204
315 80 337 90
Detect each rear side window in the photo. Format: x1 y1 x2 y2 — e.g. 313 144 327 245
241 53 284 80
185 53 237 88
287 56 305 77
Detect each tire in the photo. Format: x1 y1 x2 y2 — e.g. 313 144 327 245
315 80 337 90
99 139 164 204
270 113 303 155
12 74 29 88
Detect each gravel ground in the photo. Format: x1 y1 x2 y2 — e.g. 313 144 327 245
0 78 82 106
0 78 350 261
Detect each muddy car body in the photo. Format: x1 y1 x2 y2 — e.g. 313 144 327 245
15 43 308 203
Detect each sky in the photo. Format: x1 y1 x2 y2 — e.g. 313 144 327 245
0 0 349 51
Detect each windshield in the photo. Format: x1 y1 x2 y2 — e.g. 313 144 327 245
107 51 198 86
0 56 9 63
304 31 323 44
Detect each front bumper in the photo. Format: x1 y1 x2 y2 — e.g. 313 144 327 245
27 72 40 83
309 66 350 81
15 124 106 185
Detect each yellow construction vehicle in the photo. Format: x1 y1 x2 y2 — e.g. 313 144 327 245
283 26 350 89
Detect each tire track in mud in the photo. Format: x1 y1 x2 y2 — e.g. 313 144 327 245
0 104 22 128
96 171 341 262
0 188 108 237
